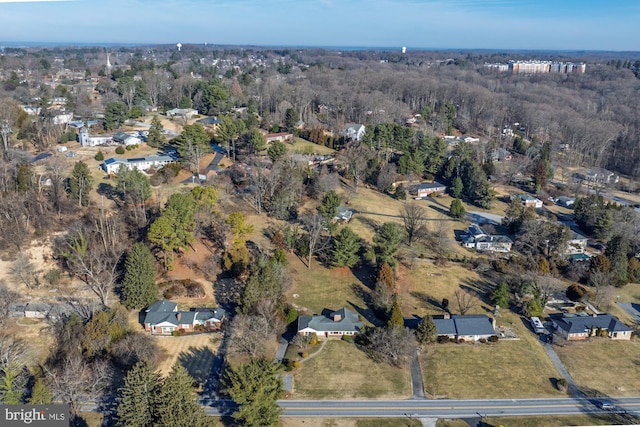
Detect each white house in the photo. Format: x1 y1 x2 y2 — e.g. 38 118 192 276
102 154 174 174
166 108 198 119
52 112 74 125
297 308 363 339
79 127 113 147
113 132 142 146
342 123 366 141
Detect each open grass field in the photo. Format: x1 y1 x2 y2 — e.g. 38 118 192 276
554 338 640 397
422 312 562 399
484 414 625 427
280 419 421 427
154 334 221 384
292 340 411 399
291 137 336 155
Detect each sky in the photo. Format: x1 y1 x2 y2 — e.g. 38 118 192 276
1 0 639 51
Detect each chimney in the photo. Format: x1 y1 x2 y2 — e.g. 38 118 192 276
176 313 181 322
443 313 450 319
333 314 342 322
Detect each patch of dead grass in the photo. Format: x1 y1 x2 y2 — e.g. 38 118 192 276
154 334 221 381
554 338 640 397
292 340 411 399
422 312 562 399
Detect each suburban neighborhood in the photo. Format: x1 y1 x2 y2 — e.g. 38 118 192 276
0 41 640 427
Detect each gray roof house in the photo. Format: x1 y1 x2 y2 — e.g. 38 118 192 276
433 314 496 341
341 123 366 141
297 308 364 338
462 224 513 253
551 313 632 341
144 299 226 335
333 206 353 223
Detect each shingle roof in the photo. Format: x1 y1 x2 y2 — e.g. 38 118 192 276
298 307 363 334
552 313 631 334
433 315 495 337
146 300 177 313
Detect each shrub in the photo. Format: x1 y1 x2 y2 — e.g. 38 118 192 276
285 306 299 325
44 268 62 287
479 338 487 344
437 336 448 344
115 146 125 155
458 338 465 344
449 337 457 343
556 378 568 392
194 324 205 332
178 328 185 335
310 333 319 345
94 151 104 161
300 352 308 359
171 330 179 337
488 335 499 342
341 335 353 343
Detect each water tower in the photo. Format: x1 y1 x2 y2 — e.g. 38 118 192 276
176 42 182 52
402 46 407 54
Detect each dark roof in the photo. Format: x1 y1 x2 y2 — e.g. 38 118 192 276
32 152 53 163
146 299 177 313
417 182 446 190
197 117 222 125
433 315 495 337
552 313 631 334
298 307 363 333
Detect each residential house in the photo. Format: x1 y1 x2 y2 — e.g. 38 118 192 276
102 154 174 174
79 127 113 147
165 108 198 119
341 123 366 141
196 116 222 131
575 168 619 185
551 313 632 341
265 132 294 143
411 182 447 199
554 196 576 208
333 206 353 223
143 299 226 335
565 230 588 255
432 314 496 341
51 112 74 125
24 303 50 319
113 132 142 146
490 148 512 162
461 224 513 253
297 308 363 339
512 194 543 208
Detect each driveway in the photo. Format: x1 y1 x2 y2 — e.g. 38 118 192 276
542 342 583 397
618 302 640 324
465 211 504 225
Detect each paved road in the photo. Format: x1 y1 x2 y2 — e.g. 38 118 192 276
83 396 640 419
466 211 504 225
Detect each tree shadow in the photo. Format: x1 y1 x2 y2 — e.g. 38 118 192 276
427 203 450 217
177 345 216 389
353 215 380 234
351 264 375 290
410 291 447 313
96 182 119 202
347 297 384 327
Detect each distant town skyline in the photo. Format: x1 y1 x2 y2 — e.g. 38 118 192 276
1 0 639 51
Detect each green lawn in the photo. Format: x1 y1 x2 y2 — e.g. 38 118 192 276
423 313 562 399
293 340 411 399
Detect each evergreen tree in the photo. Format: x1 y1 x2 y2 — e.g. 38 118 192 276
331 227 361 268
377 262 395 289
28 378 52 404
147 116 165 148
449 198 465 219
374 222 403 267
68 161 94 207
605 234 630 286
17 164 32 191
174 123 211 172
284 108 299 130
416 315 437 344
115 361 161 427
387 296 404 329
248 128 267 152
267 140 287 162
223 357 284 427
121 243 158 309
155 363 209 427
491 281 510 309
450 176 463 198
319 190 341 222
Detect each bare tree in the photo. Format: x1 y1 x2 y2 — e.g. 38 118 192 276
60 232 122 307
400 203 428 246
0 281 20 325
454 289 477 315
228 315 270 358
45 354 111 416
365 327 416 368
9 253 41 289
339 141 373 193
302 211 329 269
